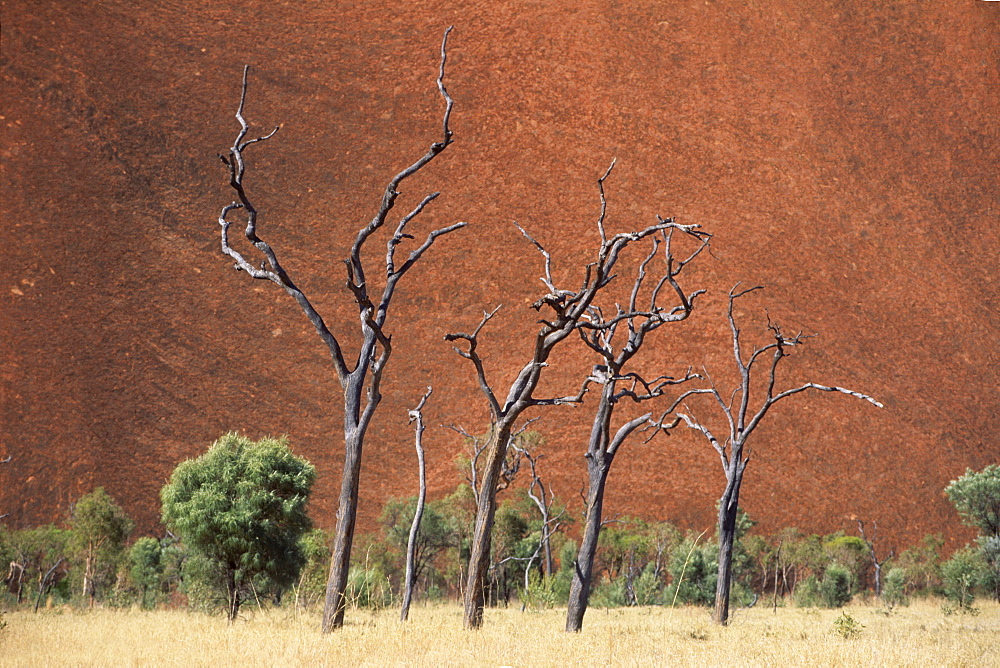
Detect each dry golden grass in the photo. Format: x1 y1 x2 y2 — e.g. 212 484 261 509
2 599 997 667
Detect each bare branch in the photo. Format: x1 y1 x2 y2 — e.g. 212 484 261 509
445 306 503 419
596 158 616 244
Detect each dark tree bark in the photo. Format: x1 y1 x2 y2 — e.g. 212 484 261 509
401 387 432 622
566 229 708 633
216 29 465 633
447 161 705 629
676 285 883 625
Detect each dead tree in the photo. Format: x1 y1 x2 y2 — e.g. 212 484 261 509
215 29 465 633
445 161 704 629
401 387 432 622
676 285 883 625
514 445 558 578
565 227 708 633
857 519 894 598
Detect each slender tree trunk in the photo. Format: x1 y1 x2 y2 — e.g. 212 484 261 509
322 426 366 632
566 461 611 632
714 474 742 625
463 424 512 629
83 543 96 609
226 568 240 623
401 392 429 623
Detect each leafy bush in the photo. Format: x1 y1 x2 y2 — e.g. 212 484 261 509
794 575 821 607
820 564 853 608
881 567 908 608
665 536 716 606
161 433 315 621
833 611 864 639
941 546 985 613
345 566 394 610
70 488 134 607
129 537 164 609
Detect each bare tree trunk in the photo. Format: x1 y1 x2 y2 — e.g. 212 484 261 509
401 388 431 622
322 427 365 631
463 423 512 629
215 29 463 634
566 460 610 632
226 568 240 623
714 477 742 625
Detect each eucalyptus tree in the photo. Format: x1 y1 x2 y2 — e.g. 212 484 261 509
446 161 705 629
161 433 315 622
214 29 465 631
676 285 882 625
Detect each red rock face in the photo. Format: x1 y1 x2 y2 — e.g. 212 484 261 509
2 1 997 551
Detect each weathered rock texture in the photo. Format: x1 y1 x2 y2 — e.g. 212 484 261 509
2 1 997 551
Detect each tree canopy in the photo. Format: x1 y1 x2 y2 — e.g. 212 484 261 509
945 464 1000 539
161 433 315 621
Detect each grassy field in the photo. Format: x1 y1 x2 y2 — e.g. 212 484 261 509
2 600 997 666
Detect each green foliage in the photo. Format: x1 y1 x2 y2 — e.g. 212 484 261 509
519 570 559 610
897 534 943 596
794 575 821 607
833 611 864 639
345 565 394 610
70 487 134 603
379 496 457 598
822 533 866 593
548 539 577 603
293 529 332 608
129 537 164 609
945 465 1000 538
665 535 716 606
160 433 315 619
941 546 985 613
1 525 73 606
882 567 908 608
819 564 853 608
70 488 134 554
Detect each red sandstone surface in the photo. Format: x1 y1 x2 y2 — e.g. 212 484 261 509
2 1 997 552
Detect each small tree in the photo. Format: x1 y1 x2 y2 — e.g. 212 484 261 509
161 433 315 622
70 487 134 608
945 465 1000 601
129 537 164 609
676 285 881 625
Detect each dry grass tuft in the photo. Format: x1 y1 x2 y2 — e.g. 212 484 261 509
1 600 997 666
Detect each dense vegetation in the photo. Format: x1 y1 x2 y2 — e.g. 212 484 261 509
2 452 997 620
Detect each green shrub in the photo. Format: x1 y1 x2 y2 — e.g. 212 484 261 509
665 537 716 606
833 611 864 639
941 546 985 613
820 564 852 608
794 575 821 607
161 433 316 621
519 571 559 610
345 566 394 610
881 567 908 608
129 537 164 609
